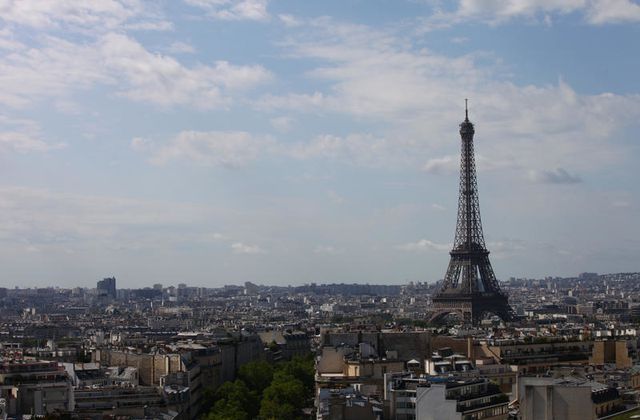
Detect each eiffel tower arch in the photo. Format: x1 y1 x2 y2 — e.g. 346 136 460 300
429 102 514 325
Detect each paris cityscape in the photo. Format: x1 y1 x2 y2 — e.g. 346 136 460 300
1 1 640 420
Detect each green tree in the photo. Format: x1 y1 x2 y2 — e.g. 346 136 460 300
238 360 274 394
267 340 279 352
203 380 259 420
278 356 315 397
204 400 249 420
259 398 298 420
203 355 316 420
259 372 306 420
201 386 217 414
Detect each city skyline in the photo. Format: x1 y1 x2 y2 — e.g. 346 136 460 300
1 1 640 288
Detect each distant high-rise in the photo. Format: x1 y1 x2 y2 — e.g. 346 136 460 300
430 102 513 325
97 277 117 299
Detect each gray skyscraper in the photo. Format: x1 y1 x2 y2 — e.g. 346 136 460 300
97 277 116 299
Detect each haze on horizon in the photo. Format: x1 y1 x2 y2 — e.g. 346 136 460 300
0 0 639 289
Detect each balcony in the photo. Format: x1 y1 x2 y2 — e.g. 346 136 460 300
458 394 509 413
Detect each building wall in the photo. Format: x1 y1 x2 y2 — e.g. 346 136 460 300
317 347 347 375
615 341 632 368
431 336 471 358
327 398 377 420
322 331 431 361
590 340 633 368
235 336 265 367
518 378 594 420
415 385 459 420
345 360 405 379
194 350 221 390
96 350 184 386
19 384 73 416
215 337 265 383
380 332 430 361
323 332 355 348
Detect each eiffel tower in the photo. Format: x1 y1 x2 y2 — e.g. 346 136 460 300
430 101 513 325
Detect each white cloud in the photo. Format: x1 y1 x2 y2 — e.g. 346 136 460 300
231 242 266 254
486 239 527 259
527 168 582 184
0 32 270 109
137 130 420 168
0 0 170 33
0 131 64 153
269 116 293 132
423 153 516 174
257 92 328 112
0 186 212 247
396 239 451 252
426 0 640 27
278 14 302 27
0 3 270 109
314 245 343 255
146 131 272 167
0 28 24 51
166 41 196 54
454 0 586 22
53 99 83 115
103 17 640 177
288 133 419 167
261 19 640 175
184 0 269 21
124 20 174 31
587 0 640 23
0 115 65 153
423 155 458 174
450 36 469 44
0 35 109 108
326 190 345 205
130 137 154 152
100 33 271 108
611 200 630 208
431 203 446 211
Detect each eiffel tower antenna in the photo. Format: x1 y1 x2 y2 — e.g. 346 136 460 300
465 98 468 121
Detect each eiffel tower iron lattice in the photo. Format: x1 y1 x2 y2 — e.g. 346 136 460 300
430 101 514 325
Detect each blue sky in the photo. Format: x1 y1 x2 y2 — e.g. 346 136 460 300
1 0 640 288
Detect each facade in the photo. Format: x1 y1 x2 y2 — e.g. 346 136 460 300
316 345 406 398
94 349 183 386
518 376 623 420
321 330 432 363
74 386 166 418
316 330 432 399
63 362 135 388
590 340 635 368
426 348 474 375
384 373 509 420
258 330 310 361
316 387 382 420
384 373 426 420
0 360 74 417
482 339 593 375
415 380 509 420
